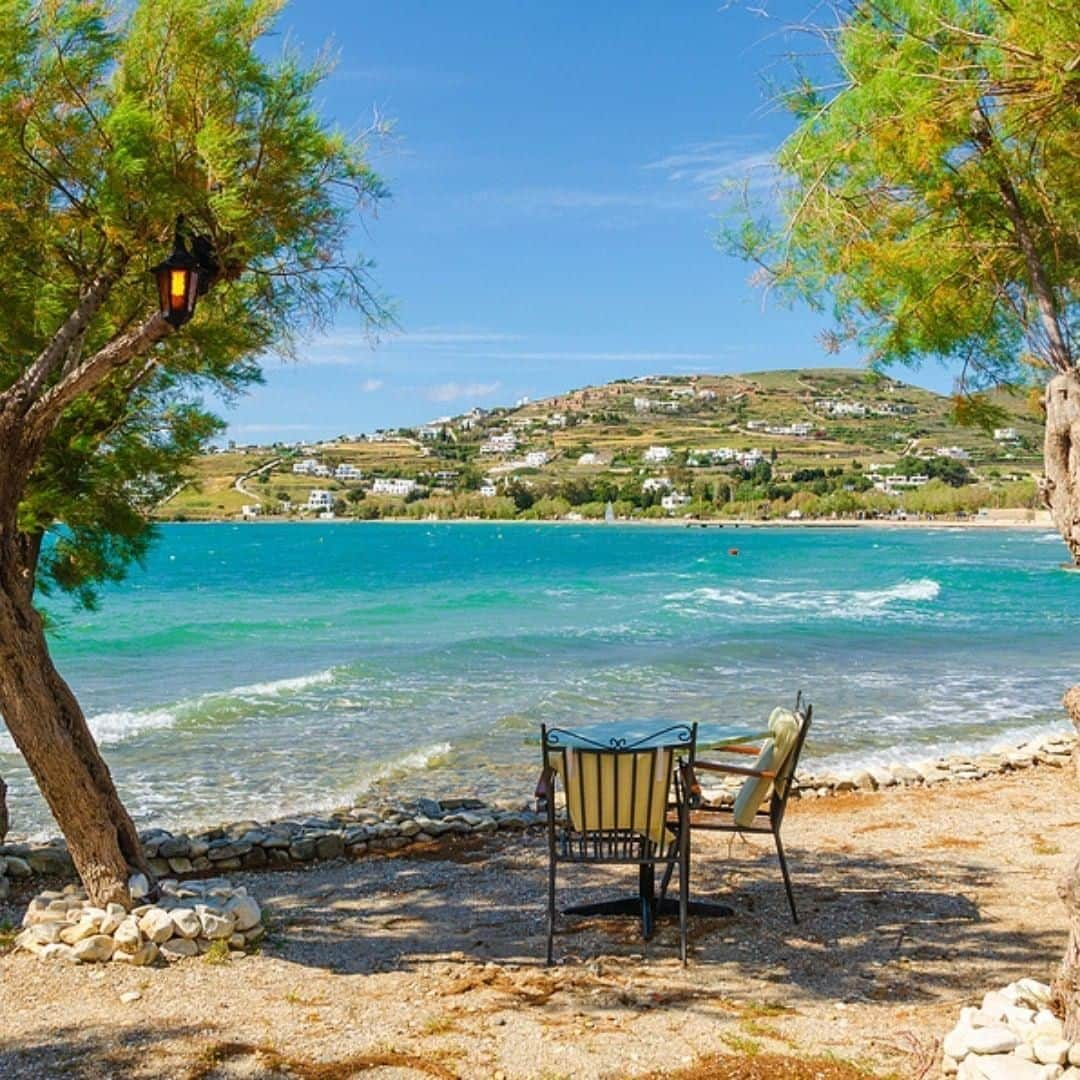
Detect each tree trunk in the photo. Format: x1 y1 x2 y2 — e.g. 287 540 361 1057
0 546 150 907
1042 372 1080 566
0 773 7 843
1051 688 1080 1038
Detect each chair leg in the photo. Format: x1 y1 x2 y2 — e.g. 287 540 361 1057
639 863 656 941
546 856 556 965
658 856 675 904
774 831 798 924
679 841 689 966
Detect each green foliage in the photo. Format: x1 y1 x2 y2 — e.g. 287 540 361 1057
1 0 386 603
728 0 1077 389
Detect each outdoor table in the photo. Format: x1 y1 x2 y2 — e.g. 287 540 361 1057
539 720 770 923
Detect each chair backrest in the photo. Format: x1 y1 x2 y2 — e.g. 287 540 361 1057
730 697 812 829
542 724 696 851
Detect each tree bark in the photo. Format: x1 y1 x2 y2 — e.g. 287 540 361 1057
0 537 150 907
1051 688 1080 1038
1042 372 1080 566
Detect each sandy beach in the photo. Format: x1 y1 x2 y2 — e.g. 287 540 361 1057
1 756 1075 1079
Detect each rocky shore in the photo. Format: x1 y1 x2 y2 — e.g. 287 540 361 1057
1 730 1074 903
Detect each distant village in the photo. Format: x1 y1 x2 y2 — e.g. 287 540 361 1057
186 371 1042 525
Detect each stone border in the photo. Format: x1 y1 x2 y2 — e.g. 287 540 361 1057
0 731 1074 895
942 977 1078 1078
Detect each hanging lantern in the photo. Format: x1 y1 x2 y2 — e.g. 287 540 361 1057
151 216 201 327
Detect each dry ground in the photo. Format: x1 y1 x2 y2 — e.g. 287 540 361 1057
1 763 1076 1080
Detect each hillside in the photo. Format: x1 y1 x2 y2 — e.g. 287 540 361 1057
160 368 1046 522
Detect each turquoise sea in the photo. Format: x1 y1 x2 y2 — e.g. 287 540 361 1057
2 522 1076 838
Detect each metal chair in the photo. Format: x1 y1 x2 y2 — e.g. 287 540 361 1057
537 723 697 965
665 694 812 923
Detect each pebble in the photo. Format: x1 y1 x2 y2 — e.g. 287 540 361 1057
119 991 142 1004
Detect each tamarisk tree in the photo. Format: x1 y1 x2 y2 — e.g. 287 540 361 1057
0 0 385 906
729 0 1077 1033
730 0 1077 556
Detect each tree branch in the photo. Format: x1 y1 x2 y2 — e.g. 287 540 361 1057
24 313 173 451
6 263 126 410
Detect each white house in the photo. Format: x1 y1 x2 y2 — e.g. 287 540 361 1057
479 482 498 498
480 432 517 455
670 386 695 398
642 477 673 493
577 452 600 465
644 445 672 464
935 446 971 461
292 457 321 475
661 492 692 512
240 504 261 519
736 449 766 468
994 427 1020 442
546 412 567 427
696 389 717 401
334 463 362 481
372 478 417 497
816 399 867 418
418 425 442 440
689 447 737 466
306 489 333 511
523 450 549 468
310 463 332 478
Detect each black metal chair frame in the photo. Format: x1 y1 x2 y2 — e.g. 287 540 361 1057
538 722 697 965
663 694 812 923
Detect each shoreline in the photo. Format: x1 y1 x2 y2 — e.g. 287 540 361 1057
1 729 1073 889
155 514 1059 532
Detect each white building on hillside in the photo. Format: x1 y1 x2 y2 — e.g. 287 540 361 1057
306 489 333 511
334 463 362 481
642 477 673 493
372 478 417 497
480 432 517 454
292 458 321 475
661 492 692 512
578 452 600 465
935 446 971 461
644 445 672 464
994 427 1020 442
523 450 549 468
479 482 498 498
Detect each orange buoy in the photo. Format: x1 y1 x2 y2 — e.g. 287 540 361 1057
728 547 739 556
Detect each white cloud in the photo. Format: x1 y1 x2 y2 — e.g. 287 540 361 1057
300 328 522 365
359 378 384 392
425 381 502 403
645 138 778 195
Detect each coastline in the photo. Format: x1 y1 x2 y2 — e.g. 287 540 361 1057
157 514 1058 531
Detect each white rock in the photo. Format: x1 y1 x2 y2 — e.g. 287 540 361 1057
981 992 1013 1022
966 1055 1059 1080
944 1025 975 1061
72 935 115 963
113 917 142 953
966 1027 1020 1055
160 937 199 961
98 911 122 936
169 908 201 939
225 895 261 932
1069 1046 1080 1068
1033 1039 1070 1067
197 909 234 940
59 918 100 945
40 943 77 963
119 991 142 1004
127 873 150 900
138 907 175 944
943 1055 959 1075
111 941 158 966
1061 1069 1080 1080
1016 1045 1038 1061
1016 980 1054 1008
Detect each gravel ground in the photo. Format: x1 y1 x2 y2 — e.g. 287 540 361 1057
0 761 1076 1079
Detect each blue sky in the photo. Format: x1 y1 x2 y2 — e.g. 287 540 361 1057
223 1 949 443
